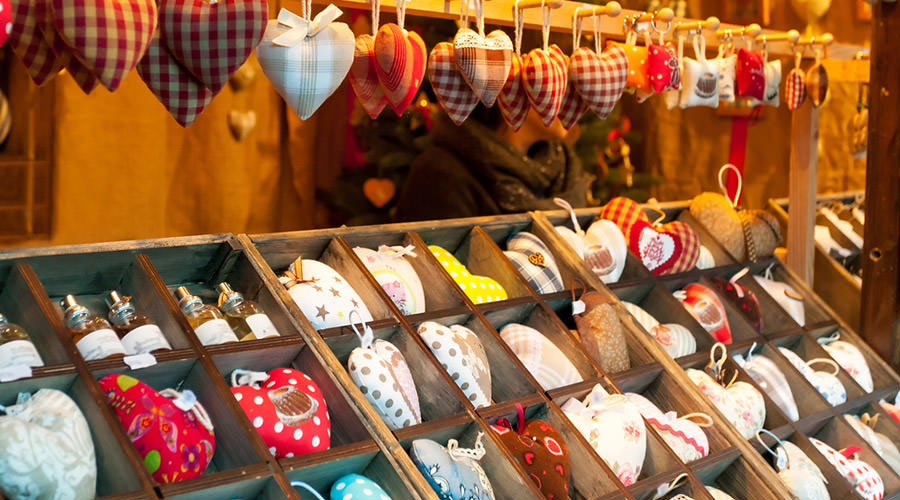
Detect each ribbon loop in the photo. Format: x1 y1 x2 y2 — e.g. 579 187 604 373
350 310 375 349
230 369 269 388
447 433 486 461
160 389 214 432
554 197 583 235
272 5 343 47
718 164 743 208
378 244 417 259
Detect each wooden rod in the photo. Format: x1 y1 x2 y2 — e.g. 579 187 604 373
574 0 621 19
715 23 762 38
673 15 720 33
795 32 835 46
515 0 563 9
755 29 800 43
632 6 674 23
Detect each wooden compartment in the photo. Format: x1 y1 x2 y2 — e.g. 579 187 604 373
743 259 833 330
280 447 416 500
809 325 900 394
769 333 869 406
167 474 290 500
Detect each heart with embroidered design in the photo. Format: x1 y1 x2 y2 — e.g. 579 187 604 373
412 435 495 500
553 198 628 283
734 345 798 421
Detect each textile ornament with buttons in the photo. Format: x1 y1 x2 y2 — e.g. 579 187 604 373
709 267 763 332
229 367 330 458
504 231 564 295
490 403 570 500
411 433 495 500
98 374 215 483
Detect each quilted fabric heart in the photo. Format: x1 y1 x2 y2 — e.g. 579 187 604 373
50 0 156 91
279 258 373 329
411 437 495 500
7 0 65 85
561 384 646 485
625 393 710 463
417 321 491 408
810 438 884 500
429 42 479 125
497 53 529 130
257 7 354 120
570 45 628 119
99 374 215 483
844 414 900 475
648 43 681 94
574 294 629 373
753 272 805 326
736 48 764 101
687 368 765 439
491 417 569 500
676 283 733 344
500 323 582 390
331 474 392 500
348 332 421 429
354 245 426 315
160 0 266 92
230 368 330 458
137 34 215 126
374 23 418 115
709 275 762 332
504 231 563 294
807 62 828 107
0 389 96 500
350 34 389 119
522 45 566 126
454 28 512 107
820 338 874 393
734 350 798 421
429 245 508 304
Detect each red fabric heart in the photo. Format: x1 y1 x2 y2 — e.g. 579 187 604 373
647 43 680 94
736 48 764 100
7 0 65 85
557 53 587 130
374 24 425 116
522 44 567 127
785 67 806 111
50 0 157 91
350 34 388 120
36 0 100 94
400 30 427 114
498 53 529 130
710 277 762 332
679 283 733 344
492 419 569 500
570 45 628 120
453 28 513 107
599 196 646 242
0 0 11 47
137 33 215 127
231 368 331 458
428 42 479 125
159 0 267 93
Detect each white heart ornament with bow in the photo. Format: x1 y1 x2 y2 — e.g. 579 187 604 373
257 7 354 120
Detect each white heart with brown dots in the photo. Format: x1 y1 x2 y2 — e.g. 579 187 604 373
417 321 492 408
348 339 421 429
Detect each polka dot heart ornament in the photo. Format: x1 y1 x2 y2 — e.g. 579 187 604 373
810 439 884 500
0 0 10 48
330 474 392 500
736 47 764 101
417 321 491 408
229 368 330 458
429 245 508 304
347 312 421 429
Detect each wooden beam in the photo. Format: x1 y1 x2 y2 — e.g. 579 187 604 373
861 1 900 366
786 100 819 284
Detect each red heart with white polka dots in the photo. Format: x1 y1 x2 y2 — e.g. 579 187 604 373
0 0 11 48
231 368 331 458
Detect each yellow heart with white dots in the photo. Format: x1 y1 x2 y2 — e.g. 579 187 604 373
428 245 507 304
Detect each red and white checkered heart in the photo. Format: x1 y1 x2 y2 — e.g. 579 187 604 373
374 24 426 116
453 28 512 107
498 53 529 130
7 0 65 85
523 45 567 126
137 33 214 127
350 34 388 120
570 45 628 119
428 42 479 126
785 67 806 111
160 0 267 94
257 12 355 120
36 0 100 94
628 219 699 275
558 53 587 129
50 0 156 91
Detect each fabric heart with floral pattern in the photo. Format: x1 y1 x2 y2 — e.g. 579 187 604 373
687 367 765 440
709 272 762 332
491 411 569 500
411 436 495 500
522 44 567 127
819 336 874 393
453 28 512 107
569 45 628 119
735 348 798 421
676 283 733 344
98 374 215 484
350 34 389 119
230 368 330 458
625 393 710 463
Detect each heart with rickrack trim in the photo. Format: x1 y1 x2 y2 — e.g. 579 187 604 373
600 196 699 275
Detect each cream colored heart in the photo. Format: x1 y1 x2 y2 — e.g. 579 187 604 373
453 28 513 107
227 110 256 141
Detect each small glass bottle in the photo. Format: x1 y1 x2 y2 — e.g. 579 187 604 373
216 282 280 341
175 286 238 345
106 291 173 355
0 313 44 368
61 295 126 361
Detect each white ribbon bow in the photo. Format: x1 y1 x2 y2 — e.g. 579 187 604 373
273 6 344 47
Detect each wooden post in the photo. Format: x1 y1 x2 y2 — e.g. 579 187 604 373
861 1 900 366
786 100 819 284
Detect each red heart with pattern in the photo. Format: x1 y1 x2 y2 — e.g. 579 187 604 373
350 34 388 120
491 419 569 500
375 24 425 116
137 33 215 127
36 0 100 93
0 0 10 47
50 0 156 91
558 53 587 129
231 368 331 459
428 42 479 125
498 53 529 130
160 0 267 93
523 44 567 126
678 283 732 344
710 276 762 332
8 0 65 85
785 67 806 110
736 48 764 101
453 28 513 107
570 45 628 120
599 196 644 241
647 43 681 94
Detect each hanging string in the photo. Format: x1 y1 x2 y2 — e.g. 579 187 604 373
572 7 583 49
593 11 602 53
554 197 583 234
160 389 214 432
291 482 328 500
349 309 375 349
718 163 742 208
475 0 485 37
680 412 714 427
513 0 524 56
755 429 790 470
371 0 381 36
729 267 750 297
651 473 689 500
301 0 311 21
447 432 487 461
230 369 269 388
460 0 469 30
540 0 551 51
397 0 408 31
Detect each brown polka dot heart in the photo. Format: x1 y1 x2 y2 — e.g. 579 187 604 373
349 338 421 429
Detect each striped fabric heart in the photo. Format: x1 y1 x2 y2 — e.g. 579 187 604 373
785 67 807 111
160 0 267 93
137 34 214 126
350 34 388 119
34 0 100 93
497 53 529 130
453 28 512 107
428 42 479 125
401 30 427 113
50 0 156 91
807 63 828 107
8 0 65 85
522 44 566 126
500 323 582 390
374 24 426 116
558 54 588 130
570 45 628 119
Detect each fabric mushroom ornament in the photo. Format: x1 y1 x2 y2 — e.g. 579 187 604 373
736 47 764 101
411 434 495 500
504 231 564 294
416 321 492 408
572 291 630 373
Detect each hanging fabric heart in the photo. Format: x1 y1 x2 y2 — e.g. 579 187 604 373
7 0 65 85
257 6 354 120
36 0 101 94
50 0 156 91
138 33 215 126
429 42 480 125
350 0 388 119
568 4 628 118
159 0 267 93
648 43 681 95
785 49 807 111
522 2 566 127
453 0 512 107
497 5 529 130
374 0 425 116
557 10 592 130
0 0 10 47
807 46 828 107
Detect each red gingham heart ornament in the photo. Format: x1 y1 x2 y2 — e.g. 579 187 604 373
570 45 628 119
453 28 513 107
137 33 214 126
558 53 587 129
523 45 566 126
37 2 100 94
428 42 479 126
160 0 267 94
498 53 529 130
0 0 10 47
7 0 65 85
50 0 157 91
785 67 806 111
350 34 388 120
